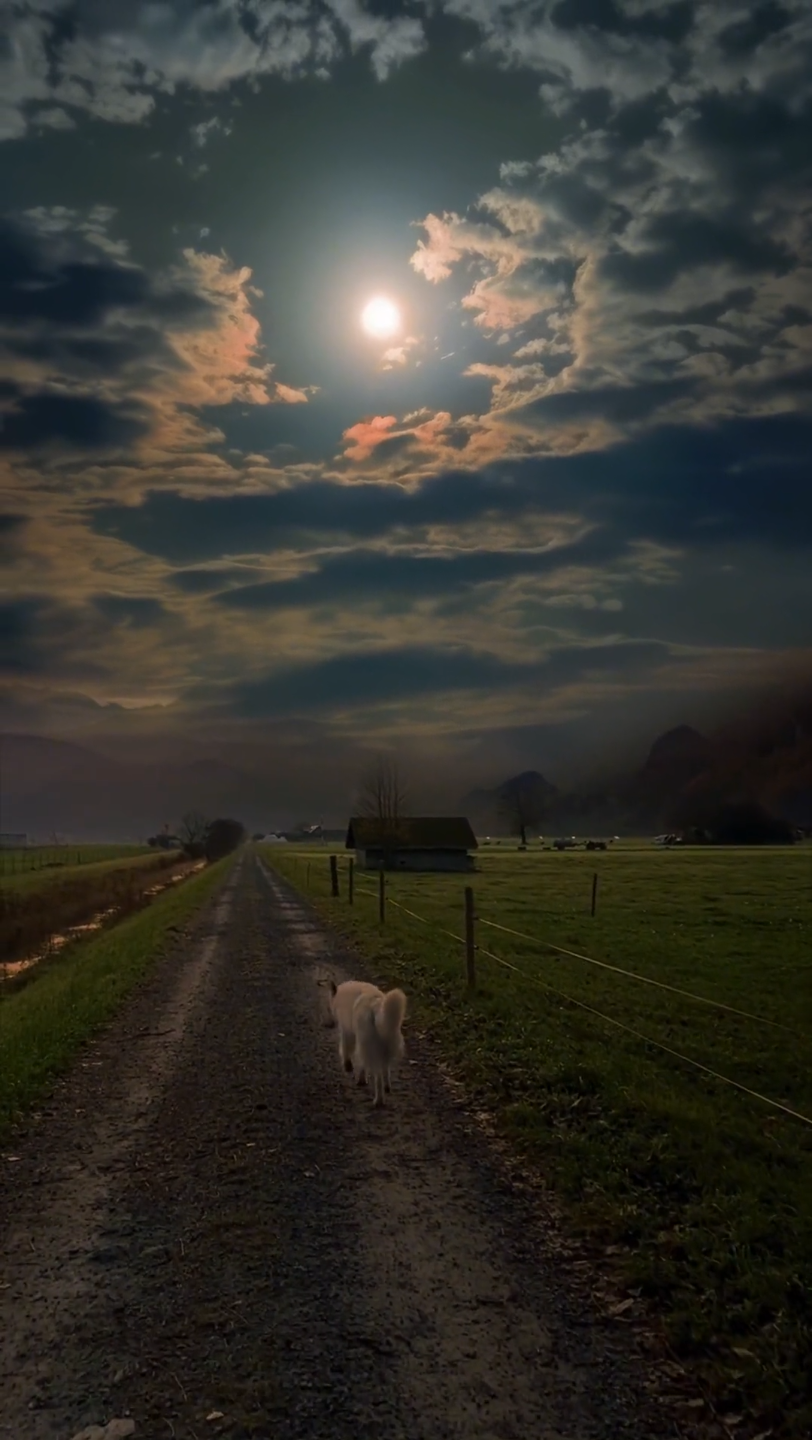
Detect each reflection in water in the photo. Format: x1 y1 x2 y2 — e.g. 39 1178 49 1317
1 861 206 983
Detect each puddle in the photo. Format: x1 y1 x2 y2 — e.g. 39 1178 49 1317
1 861 207 983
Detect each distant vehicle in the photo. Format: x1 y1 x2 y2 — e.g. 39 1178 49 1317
553 836 578 850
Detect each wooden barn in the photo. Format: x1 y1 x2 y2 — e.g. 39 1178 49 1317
345 816 478 873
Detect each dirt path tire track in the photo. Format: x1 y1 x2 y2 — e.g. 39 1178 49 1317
1 853 681 1440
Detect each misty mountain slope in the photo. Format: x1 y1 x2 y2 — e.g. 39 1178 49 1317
5 684 812 839
459 769 558 834
677 701 812 825
456 696 812 835
1 734 275 839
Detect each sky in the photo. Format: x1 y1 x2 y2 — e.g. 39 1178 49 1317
2 0 811 813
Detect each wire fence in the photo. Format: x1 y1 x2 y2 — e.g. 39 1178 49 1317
279 849 812 1132
0 844 149 879
476 915 797 1034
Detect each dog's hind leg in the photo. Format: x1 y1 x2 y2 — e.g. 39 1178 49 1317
384 1067 391 1094
371 1072 385 1108
338 1027 355 1074
356 1067 367 1086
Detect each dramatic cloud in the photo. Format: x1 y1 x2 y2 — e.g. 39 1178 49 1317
0 207 305 477
2 0 811 807
0 387 151 451
92 414 812 561
206 636 677 730
411 0 812 450
1 0 428 141
0 593 117 682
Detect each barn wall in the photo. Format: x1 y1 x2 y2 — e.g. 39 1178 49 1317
354 848 473 872
396 849 473 872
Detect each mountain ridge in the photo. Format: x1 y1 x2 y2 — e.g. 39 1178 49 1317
1 733 279 839
4 686 811 839
457 697 812 834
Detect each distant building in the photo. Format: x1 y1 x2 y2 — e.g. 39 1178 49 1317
283 825 344 843
0 833 28 848
346 816 478 873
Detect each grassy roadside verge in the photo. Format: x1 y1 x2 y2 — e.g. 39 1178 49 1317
0 854 234 1142
262 846 812 1440
0 849 165 896
1 852 187 972
0 844 150 882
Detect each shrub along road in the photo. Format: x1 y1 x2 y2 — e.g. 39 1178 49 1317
0 852 694 1440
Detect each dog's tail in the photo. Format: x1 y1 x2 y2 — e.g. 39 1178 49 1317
376 987 406 1039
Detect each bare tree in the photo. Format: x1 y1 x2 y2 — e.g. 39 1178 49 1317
497 774 551 848
356 754 408 868
179 809 209 857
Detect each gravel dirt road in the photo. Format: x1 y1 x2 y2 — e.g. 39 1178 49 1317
0 851 685 1440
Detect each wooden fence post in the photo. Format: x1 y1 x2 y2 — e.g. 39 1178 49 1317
591 871 598 916
329 853 339 897
348 858 354 906
464 886 476 992
378 868 386 924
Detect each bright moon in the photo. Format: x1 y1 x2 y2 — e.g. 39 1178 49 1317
361 295 400 338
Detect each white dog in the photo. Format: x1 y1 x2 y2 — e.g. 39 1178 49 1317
329 979 407 1107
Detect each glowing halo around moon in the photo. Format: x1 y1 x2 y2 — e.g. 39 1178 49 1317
361 295 401 338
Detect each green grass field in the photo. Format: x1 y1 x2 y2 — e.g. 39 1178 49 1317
0 849 165 897
0 840 151 881
0 854 233 1142
262 841 812 1438
0 843 150 882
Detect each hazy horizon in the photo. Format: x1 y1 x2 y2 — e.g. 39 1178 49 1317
4 672 811 840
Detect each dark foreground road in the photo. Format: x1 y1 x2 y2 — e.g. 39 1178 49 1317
0 853 683 1440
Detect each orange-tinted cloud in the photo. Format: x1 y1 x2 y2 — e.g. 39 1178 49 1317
275 383 309 404
0 211 306 493
341 414 399 462
339 406 514 477
167 250 273 409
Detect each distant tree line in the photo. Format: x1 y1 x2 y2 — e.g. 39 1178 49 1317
147 811 246 862
678 799 797 845
204 817 246 860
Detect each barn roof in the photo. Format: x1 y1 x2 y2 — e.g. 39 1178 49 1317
345 816 478 851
